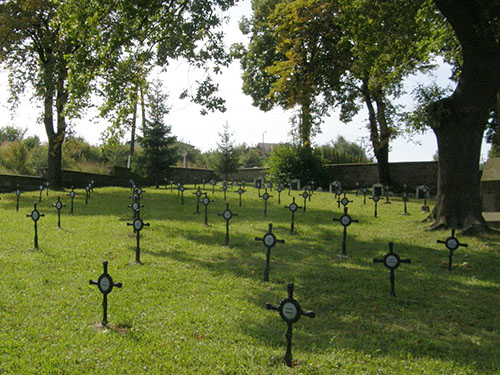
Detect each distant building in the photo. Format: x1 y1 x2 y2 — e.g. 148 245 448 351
256 142 280 153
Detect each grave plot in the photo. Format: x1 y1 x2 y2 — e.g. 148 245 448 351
255 223 284 281
218 203 238 246
89 261 122 327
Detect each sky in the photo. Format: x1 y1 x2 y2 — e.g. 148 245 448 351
0 0 491 163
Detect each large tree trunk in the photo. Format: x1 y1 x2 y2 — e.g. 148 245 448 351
431 106 486 230
430 0 500 232
362 81 391 186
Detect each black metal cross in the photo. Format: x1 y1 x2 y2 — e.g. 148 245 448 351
337 193 353 209
287 181 291 196
202 179 206 190
27 202 44 249
128 198 144 221
193 187 203 213
255 223 285 281
236 186 246 207
369 195 380 218
68 187 77 215
300 191 309 212
362 188 367 205
421 185 430 212
384 185 391 204
179 185 186 205
260 189 273 216
221 184 228 201
218 203 238 246
89 261 122 327
333 207 359 256
285 198 302 234
276 185 283 204
211 179 217 194
266 283 315 367
355 182 360 196
373 242 411 297
39 184 44 202
85 185 90 205
45 181 50 196
52 196 66 228
402 191 410 215
437 229 468 271
127 214 150 263
201 193 213 226
14 185 21 212
170 180 175 192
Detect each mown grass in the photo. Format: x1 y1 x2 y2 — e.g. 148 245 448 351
0 185 499 374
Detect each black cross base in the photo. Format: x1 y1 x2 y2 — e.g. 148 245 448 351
89 261 122 327
27 202 44 249
333 207 359 256
255 223 285 281
285 198 302 234
52 196 66 228
373 242 411 297
266 283 315 367
127 215 150 263
437 229 468 271
218 203 238 246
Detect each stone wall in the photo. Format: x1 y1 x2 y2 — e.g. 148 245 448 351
0 173 44 192
0 161 439 193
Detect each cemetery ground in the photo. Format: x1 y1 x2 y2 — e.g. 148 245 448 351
0 186 500 374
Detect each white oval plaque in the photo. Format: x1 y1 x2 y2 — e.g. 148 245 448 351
264 234 275 247
385 255 399 269
282 302 298 320
99 277 111 292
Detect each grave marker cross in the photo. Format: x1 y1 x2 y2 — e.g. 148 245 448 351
201 193 213 225
402 191 410 215
179 185 186 205
128 199 144 221
276 185 283 204
45 181 50 196
13 185 21 212
193 187 203 213
300 191 309 212
285 197 302 234
52 196 66 228
89 261 122 327
421 185 430 212
337 193 353 209
218 203 238 246
266 283 315 367
437 229 468 271
85 185 90 205
333 207 359 256
236 186 246 207
221 184 228 201
211 179 217 194
362 188 367 205
373 242 411 297
260 189 273 216
127 215 150 263
39 184 44 202
27 202 44 249
68 187 77 215
255 223 285 281
384 185 391 204
369 195 380 218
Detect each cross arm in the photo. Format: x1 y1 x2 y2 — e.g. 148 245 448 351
459 243 468 248
400 258 411 264
436 239 446 244
114 282 123 288
276 239 285 244
352 219 359 223
89 279 98 285
266 302 279 311
373 258 384 263
144 223 150 227
301 310 315 319
255 237 263 241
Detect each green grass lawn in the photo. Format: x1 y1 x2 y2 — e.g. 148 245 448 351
1 185 499 374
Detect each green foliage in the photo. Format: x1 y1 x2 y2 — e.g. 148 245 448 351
0 140 31 175
269 144 326 186
135 80 178 187
213 124 239 179
315 136 372 164
0 125 26 143
100 142 129 168
238 146 266 168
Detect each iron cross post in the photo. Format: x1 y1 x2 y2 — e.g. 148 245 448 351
89 261 122 327
266 283 315 367
218 203 238 246
437 229 468 271
333 207 359 256
255 223 285 281
52 196 66 228
285 198 302 234
373 242 411 297
27 202 44 249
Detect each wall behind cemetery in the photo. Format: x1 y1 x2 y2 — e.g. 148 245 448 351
0 173 44 192
0 162 438 192
325 161 439 192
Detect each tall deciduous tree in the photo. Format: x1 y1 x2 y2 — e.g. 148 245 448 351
424 0 500 231
0 1 88 188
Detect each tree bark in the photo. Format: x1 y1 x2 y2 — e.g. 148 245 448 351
362 82 391 185
430 0 500 232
